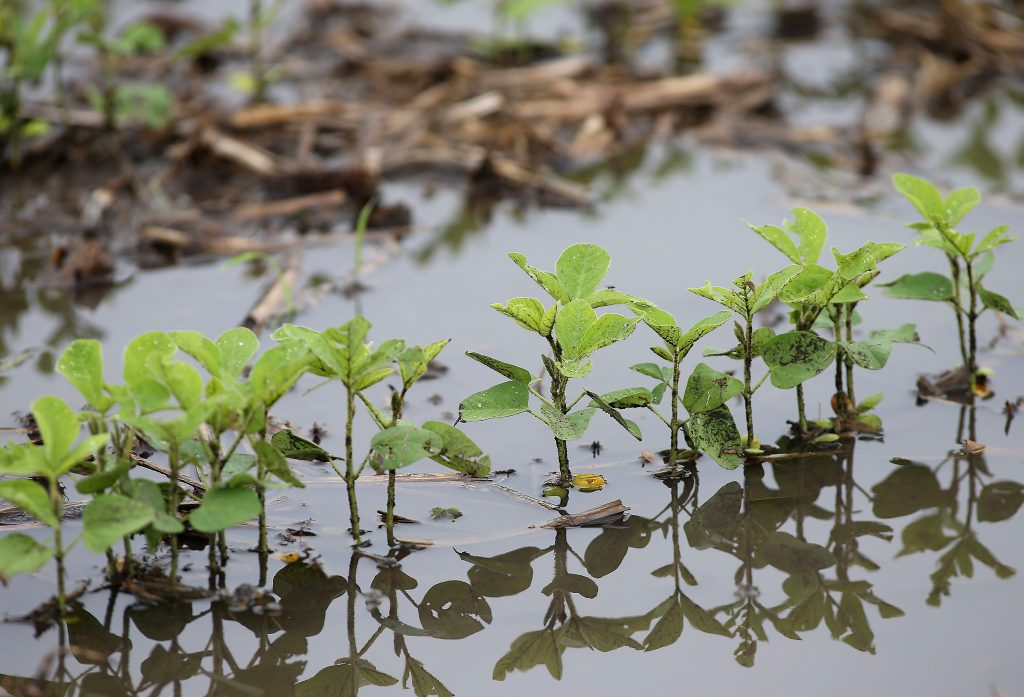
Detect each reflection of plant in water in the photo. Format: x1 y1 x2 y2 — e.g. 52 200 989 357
460 522 664 681
368 563 469 696
880 411 1020 606
294 555 400 696
692 452 902 665
641 472 731 650
781 444 904 653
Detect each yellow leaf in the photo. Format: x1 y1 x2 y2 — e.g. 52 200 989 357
276 551 302 563
572 473 606 492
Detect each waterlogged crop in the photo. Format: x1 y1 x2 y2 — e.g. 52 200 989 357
747 208 906 434
688 267 800 453
460 244 644 485
0 175 1017 617
613 302 733 468
0 396 109 612
273 317 489 546
886 174 1022 398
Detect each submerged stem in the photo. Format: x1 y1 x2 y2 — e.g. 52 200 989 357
344 386 362 544
742 317 754 448
669 356 681 467
965 260 979 398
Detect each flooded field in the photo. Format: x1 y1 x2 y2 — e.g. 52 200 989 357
1 1 1023 695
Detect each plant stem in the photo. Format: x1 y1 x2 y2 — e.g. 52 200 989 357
386 396 404 548
796 384 807 434
50 478 66 616
547 338 571 484
948 256 970 373
742 317 754 449
832 312 847 427
344 386 362 544
965 260 979 397
168 442 180 580
844 306 856 406
669 355 681 467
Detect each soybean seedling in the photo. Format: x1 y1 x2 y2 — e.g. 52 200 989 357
748 208 904 434
610 301 732 468
460 244 643 486
358 337 491 546
688 266 800 452
274 318 490 546
0 396 111 614
886 174 1022 398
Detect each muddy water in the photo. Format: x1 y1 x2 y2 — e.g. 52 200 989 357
3 1 1024 696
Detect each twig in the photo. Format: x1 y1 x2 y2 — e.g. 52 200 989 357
534 500 629 529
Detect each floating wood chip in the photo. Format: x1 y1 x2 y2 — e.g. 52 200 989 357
534 499 629 529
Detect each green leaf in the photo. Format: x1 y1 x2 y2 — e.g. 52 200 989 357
555 357 592 378
170 331 223 377
893 173 945 222
82 494 155 553
643 596 683 651
0 534 52 579
763 331 837 388
0 479 59 528
788 207 827 264
123 332 177 409
125 479 183 534
978 285 1022 319
491 297 548 334
76 458 133 495
595 387 653 409
188 488 261 533
973 225 1016 256
630 363 665 381
159 361 203 412
585 392 642 440
629 301 681 347
254 440 303 488
466 352 533 384
678 311 732 355
687 405 742 470
944 187 981 226
682 363 743 414
555 244 611 300
749 223 801 264
31 395 81 475
216 327 260 377
57 339 110 411
841 324 920 370
581 313 639 357
509 253 569 303
540 405 595 440
459 381 530 421
271 430 331 462
881 272 954 302
248 340 310 406
554 299 596 360
370 425 441 471
751 266 802 314
422 422 491 477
